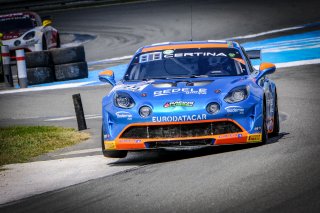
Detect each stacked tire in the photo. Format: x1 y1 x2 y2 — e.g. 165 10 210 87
25 50 54 85
50 46 88 81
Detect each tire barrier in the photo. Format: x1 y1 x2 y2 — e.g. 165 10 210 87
25 50 54 85
24 45 88 85
50 46 86 65
27 67 55 85
25 51 52 68
54 62 88 81
52 46 88 81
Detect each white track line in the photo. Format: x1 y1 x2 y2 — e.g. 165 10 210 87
0 81 98 95
55 148 101 156
44 114 102 121
225 24 315 40
87 55 132 66
253 58 320 69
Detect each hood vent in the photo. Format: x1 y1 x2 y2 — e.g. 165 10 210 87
152 80 213 88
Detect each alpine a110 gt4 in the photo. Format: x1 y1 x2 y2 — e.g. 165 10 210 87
99 40 279 158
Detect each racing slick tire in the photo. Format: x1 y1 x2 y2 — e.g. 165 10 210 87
50 46 85 65
101 126 127 158
261 98 268 144
25 51 52 68
42 36 48 50
270 91 280 137
27 67 54 85
56 33 61 48
54 61 88 81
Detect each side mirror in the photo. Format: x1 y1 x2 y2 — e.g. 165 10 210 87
246 50 261 59
256 62 276 82
99 70 116 86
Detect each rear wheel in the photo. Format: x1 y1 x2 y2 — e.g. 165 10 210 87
56 33 61 48
270 92 280 137
101 125 127 158
42 36 47 50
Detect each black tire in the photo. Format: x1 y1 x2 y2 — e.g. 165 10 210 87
42 36 47 50
261 98 268 144
56 33 61 48
270 92 280 137
54 61 88 81
50 45 85 65
101 126 127 158
27 67 54 85
25 51 52 68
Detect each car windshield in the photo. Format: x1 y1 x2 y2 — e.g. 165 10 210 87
0 16 36 32
124 48 248 81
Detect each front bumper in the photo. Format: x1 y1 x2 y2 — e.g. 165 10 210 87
103 118 262 151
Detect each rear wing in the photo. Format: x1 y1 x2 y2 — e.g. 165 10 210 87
246 50 261 60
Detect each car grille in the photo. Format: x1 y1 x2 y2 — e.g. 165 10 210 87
120 121 242 139
145 139 213 148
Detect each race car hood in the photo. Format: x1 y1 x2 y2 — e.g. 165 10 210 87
111 76 252 102
1 29 29 40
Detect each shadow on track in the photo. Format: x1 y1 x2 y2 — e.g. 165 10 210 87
108 132 289 166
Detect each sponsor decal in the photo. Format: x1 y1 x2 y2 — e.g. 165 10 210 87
254 126 262 131
104 141 116 150
228 53 235 58
115 111 133 120
225 106 245 114
247 134 262 142
163 101 194 108
163 51 227 59
118 139 142 143
163 50 174 55
152 114 206 122
218 133 243 139
115 84 148 92
139 52 162 63
154 88 207 96
26 39 35 44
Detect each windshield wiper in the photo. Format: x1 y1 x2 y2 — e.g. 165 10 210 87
141 77 171 81
140 75 210 81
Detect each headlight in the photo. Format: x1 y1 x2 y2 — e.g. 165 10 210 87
14 40 21 46
114 92 135 109
23 31 35 40
206 102 220 114
224 86 249 103
139 106 152 117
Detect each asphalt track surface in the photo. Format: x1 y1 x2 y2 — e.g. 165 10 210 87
1 0 320 212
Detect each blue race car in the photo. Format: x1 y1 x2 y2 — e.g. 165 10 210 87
99 40 279 158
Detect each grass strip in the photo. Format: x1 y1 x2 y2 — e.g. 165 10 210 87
0 126 90 166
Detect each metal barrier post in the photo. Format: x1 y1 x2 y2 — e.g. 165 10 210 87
72 93 87 131
1 45 13 87
0 47 4 83
16 49 28 88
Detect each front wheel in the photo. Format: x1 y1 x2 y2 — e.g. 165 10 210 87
261 100 268 144
101 125 127 158
270 92 280 137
